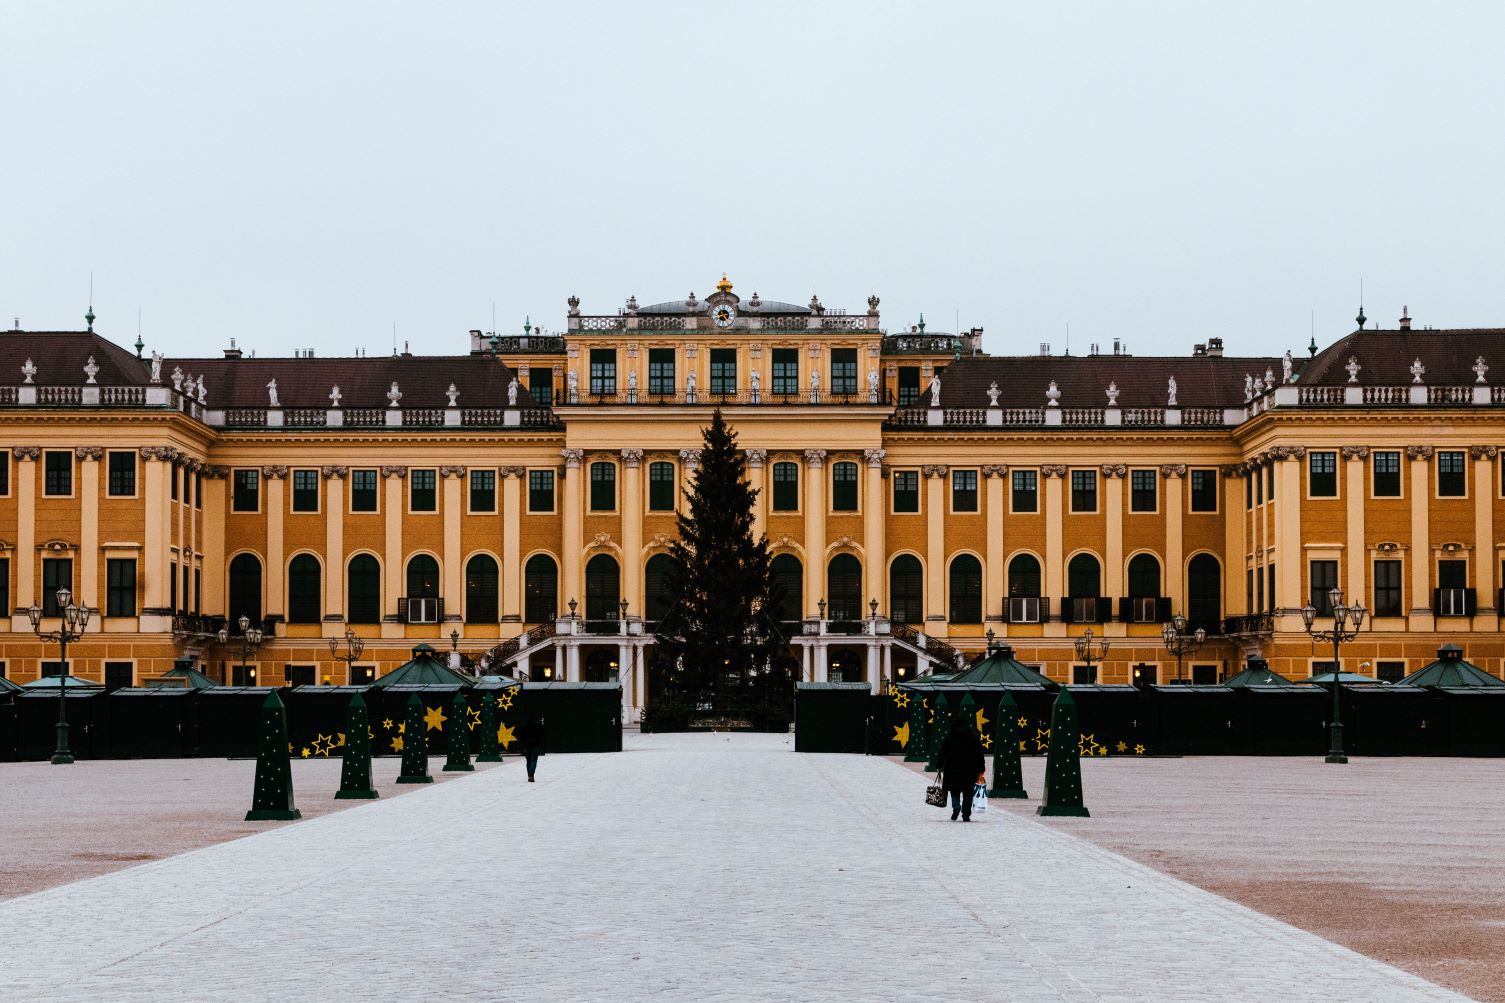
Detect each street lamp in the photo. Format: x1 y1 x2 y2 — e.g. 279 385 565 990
1073 627 1109 684
817 598 826 621
619 598 629 623
1160 613 1207 684
1300 585 1366 764
217 613 265 686
328 627 366 684
27 586 92 765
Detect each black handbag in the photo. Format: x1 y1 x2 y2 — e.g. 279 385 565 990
925 773 947 807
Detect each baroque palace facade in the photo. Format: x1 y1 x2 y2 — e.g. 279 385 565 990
3 279 1504 717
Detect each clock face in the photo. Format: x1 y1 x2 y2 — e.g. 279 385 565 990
712 303 737 327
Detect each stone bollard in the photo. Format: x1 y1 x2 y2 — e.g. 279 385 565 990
245 690 302 821
443 690 475 772
925 692 952 773
989 690 1028 799
901 689 927 763
335 692 378 800
476 691 503 763
1037 687 1090 817
395 693 433 784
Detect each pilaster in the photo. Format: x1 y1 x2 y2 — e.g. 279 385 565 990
1162 465 1185 615
1343 447 1368 610
1472 446 1497 617
440 466 465 622
13 448 37 612
803 449 826 615
323 466 347 628
1407 446 1433 625
982 465 1006 622
263 466 287 619
923 465 947 627
1102 464 1126 607
746 449 768 543
203 469 226 614
862 448 886 612
381 466 406 637
562 449 584 610
621 449 644 615
1042 465 1065 633
76 447 102 609
501 467 523 626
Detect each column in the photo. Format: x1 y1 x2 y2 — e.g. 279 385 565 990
501 467 523 626
862 449 886 612
801 642 812 683
323 466 346 627
1274 451 1302 615
156 452 175 616
882 643 892 686
554 644 563 680
1163 465 1185 615
983 466 1006 623
814 642 829 682
140 449 168 613
1473 446 1497 616
13 449 37 617
1408 447 1432 622
566 642 581 682
562 449 584 610
1222 467 1246 615
203 470 226 614
441 466 464 622
382 467 405 636
264 466 287 619
175 458 187 611
1343 447 1367 609
77 448 102 610
866 642 880 694
621 449 643 616
923 465 947 629
1103 465 1125 614
1043 466 1065 622
803 449 826 615
746 450 768 542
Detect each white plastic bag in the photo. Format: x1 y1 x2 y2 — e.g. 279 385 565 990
973 782 988 813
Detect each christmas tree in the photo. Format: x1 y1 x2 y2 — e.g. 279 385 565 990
395 694 433 784
901 689 928 762
925 692 952 772
442 690 474 772
335 691 378 800
1038 687 1090 817
989 690 1028 799
245 689 301 820
476 691 502 763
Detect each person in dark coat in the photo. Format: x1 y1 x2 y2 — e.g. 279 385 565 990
934 713 985 821
518 713 544 782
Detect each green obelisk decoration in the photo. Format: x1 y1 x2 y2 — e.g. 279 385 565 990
902 690 927 762
245 689 301 821
476 691 503 763
925 692 952 772
443 690 474 772
335 692 378 800
395 693 433 784
1038 687 1090 817
990 690 1028 799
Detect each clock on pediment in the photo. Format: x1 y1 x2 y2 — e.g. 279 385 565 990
712 302 737 328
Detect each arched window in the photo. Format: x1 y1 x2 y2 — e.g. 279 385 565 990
1007 553 1041 597
465 554 499 624
590 461 616 511
406 555 440 599
1127 554 1162 598
770 554 803 622
347 555 380 624
827 554 862 621
1067 553 1103 624
1188 554 1222 634
585 554 620 621
287 555 321 624
228 554 262 627
889 555 923 624
948 554 982 624
524 555 557 624
644 554 676 623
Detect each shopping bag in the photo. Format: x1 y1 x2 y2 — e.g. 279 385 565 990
973 782 989 814
925 773 947 807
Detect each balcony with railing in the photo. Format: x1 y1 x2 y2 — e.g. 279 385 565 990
554 388 890 407
1223 612 1273 637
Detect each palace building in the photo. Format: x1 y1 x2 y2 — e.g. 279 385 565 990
3 280 1503 718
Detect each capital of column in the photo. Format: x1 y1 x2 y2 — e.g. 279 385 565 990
322 465 348 479
803 448 826 469
380 465 408 479
1266 445 1305 462
1100 463 1126 478
1040 464 1067 478
11 446 40 461
621 448 644 468
863 448 886 468
922 464 949 478
202 465 230 480
438 465 468 478
1406 445 1434 461
74 446 104 461
561 448 584 468
1340 445 1369 461
680 448 702 471
745 448 767 469
138 446 178 462
1469 445 1498 460
981 464 1008 478
261 465 289 480
1219 464 1242 478
500 465 528 478
1158 464 1186 479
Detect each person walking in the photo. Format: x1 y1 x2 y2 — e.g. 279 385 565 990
518 712 544 782
935 713 985 821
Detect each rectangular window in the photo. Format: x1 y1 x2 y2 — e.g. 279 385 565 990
0 557 7 621
1438 559 1467 589
105 559 136 617
170 464 179 501
897 366 920 406
710 348 737 395
1255 565 1264 612
1267 564 1275 612
1072 664 1098 685
1373 559 1403 617
590 462 616 511
1308 451 1337 497
831 462 859 512
44 450 72 496
351 469 378 512
831 348 858 395
1247 568 1255 614
410 469 437 512
1438 450 1466 497
181 564 189 613
893 470 919 513
42 557 73 616
648 462 675 511
291 469 319 512
772 348 799 396
469 469 496 512
283 665 316 688
772 462 798 512
1376 661 1407 684
528 469 555 513
1190 469 1217 512
530 368 554 406
232 469 260 512
951 469 978 512
1372 451 1401 497
169 561 177 612
1070 469 1098 513
1012 470 1038 513
107 451 136 496
195 472 202 509
1130 470 1157 512
0 452 7 495
589 348 617 395
104 662 134 691
648 348 676 395
1309 559 1339 615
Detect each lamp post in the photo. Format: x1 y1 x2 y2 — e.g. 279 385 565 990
328 627 365 684
27 586 92 765
1160 613 1207 684
1073 627 1109 684
1300 585 1366 765
218 614 265 686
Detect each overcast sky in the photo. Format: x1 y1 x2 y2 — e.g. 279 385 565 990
3 2 1502 360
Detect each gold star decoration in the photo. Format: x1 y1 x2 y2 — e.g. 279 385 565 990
286 742 294 754
1017 716 1028 728
497 722 516 749
893 722 910 749
885 682 897 697
467 707 482 730
397 722 406 735
980 732 993 751
299 746 311 758
497 690 515 711
1018 739 1028 751
391 735 405 752
975 709 990 736
382 719 394 730
367 727 374 741
893 690 911 709
1033 726 1052 752
1134 743 1146 755
312 733 334 757
423 705 446 732
1078 733 1101 757
1116 741 1127 753
337 733 347 746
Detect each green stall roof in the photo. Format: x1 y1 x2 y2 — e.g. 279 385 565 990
1401 645 1505 688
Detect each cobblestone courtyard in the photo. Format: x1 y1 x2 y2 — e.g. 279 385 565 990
0 735 1472 1002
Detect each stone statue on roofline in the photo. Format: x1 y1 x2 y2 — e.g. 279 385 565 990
507 377 519 406
1282 350 1294 384
171 367 184 392
987 381 1000 407
387 381 402 406
1167 376 1177 406
928 372 941 408
266 379 279 407
196 375 207 404
446 383 459 407
150 352 163 384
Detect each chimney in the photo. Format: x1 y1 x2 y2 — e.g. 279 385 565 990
1113 338 1121 356
1399 306 1411 331
1206 337 1224 357
223 338 243 359
1039 342 1050 356
1192 343 1206 357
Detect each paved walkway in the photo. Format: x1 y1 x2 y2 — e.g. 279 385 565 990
0 734 1466 1002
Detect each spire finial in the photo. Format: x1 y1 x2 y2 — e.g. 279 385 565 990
134 307 144 357
1356 278 1365 330
524 315 531 335
917 313 926 334
716 273 733 294
86 272 95 332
